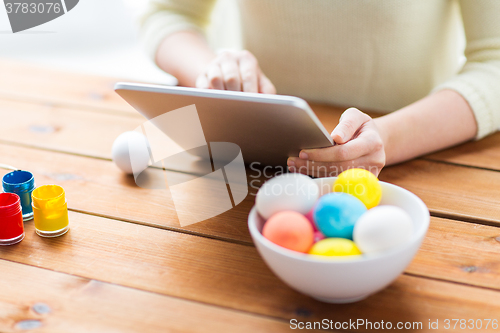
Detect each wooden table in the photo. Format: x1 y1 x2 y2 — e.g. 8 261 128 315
1 59 500 332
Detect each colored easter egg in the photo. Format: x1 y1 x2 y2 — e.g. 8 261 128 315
256 173 319 220
112 131 150 175
304 208 318 231
309 238 362 256
313 231 325 243
353 205 414 254
313 192 367 239
333 168 382 209
262 211 314 253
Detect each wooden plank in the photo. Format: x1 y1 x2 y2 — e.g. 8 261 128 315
408 217 500 289
2 211 500 329
379 159 500 225
0 143 255 244
424 132 500 171
0 260 294 333
0 99 143 160
0 59 136 114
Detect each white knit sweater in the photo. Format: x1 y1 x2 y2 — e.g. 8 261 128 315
140 0 500 139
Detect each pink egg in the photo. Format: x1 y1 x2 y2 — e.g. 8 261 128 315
314 231 325 243
304 208 318 231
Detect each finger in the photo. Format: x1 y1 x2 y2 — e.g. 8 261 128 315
238 51 259 92
331 107 371 144
195 73 209 89
258 72 277 94
287 156 382 177
220 58 242 91
206 64 225 90
298 132 374 162
305 163 382 178
305 160 383 178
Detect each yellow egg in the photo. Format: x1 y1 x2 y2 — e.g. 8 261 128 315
308 238 362 256
333 168 382 209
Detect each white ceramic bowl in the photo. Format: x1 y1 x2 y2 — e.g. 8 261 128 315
248 177 430 303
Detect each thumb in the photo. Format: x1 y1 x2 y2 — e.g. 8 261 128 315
331 107 370 144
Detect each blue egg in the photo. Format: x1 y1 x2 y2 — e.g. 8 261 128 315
313 192 367 239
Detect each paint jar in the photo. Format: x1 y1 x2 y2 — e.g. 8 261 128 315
32 185 69 237
2 170 35 221
0 193 25 245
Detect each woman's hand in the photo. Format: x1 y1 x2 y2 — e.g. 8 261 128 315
287 107 386 177
195 50 276 94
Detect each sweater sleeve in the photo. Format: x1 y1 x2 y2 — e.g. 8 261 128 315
433 0 500 139
139 0 217 61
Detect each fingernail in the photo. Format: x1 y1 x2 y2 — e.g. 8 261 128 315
299 151 308 160
332 131 345 143
287 158 295 167
288 166 296 172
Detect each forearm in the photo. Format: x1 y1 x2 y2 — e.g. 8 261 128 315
374 89 478 165
155 31 216 87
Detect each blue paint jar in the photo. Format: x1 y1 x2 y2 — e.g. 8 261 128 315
2 170 35 221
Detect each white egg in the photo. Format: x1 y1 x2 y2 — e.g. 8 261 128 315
111 131 150 174
256 173 319 220
353 205 413 254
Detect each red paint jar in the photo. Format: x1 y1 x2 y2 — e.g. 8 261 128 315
0 192 24 245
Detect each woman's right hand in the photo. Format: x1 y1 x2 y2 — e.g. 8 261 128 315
195 50 276 94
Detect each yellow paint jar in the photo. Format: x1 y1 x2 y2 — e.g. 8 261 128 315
32 185 69 237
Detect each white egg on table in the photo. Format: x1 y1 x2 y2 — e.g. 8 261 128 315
111 131 150 175
353 205 414 254
256 173 319 220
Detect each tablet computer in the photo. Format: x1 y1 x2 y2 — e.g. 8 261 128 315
115 83 333 167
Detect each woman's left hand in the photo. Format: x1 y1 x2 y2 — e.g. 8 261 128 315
287 107 386 177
